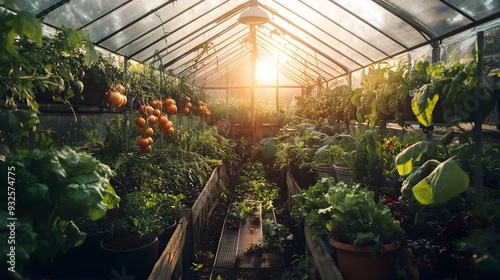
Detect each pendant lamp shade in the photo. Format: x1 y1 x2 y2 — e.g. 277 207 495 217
238 0 269 25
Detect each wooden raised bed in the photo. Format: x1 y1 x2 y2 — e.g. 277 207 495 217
148 160 233 279
286 171 343 280
148 217 187 280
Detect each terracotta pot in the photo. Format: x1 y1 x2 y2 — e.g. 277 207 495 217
329 237 400 280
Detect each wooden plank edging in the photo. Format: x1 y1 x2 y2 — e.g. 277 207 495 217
304 226 343 280
286 171 302 212
148 217 188 280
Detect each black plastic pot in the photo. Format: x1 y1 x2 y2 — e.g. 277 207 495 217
157 220 178 258
100 233 159 280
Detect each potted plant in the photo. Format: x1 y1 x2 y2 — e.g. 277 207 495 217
319 182 405 280
375 60 408 125
325 133 359 183
100 190 181 279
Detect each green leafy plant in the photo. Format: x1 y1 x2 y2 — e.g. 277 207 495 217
263 219 291 253
108 190 182 239
113 143 213 199
291 178 333 240
0 147 120 277
319 182 405 254
227 200 259 228
395 141 470 205
411 58 496 126
297 84 358 124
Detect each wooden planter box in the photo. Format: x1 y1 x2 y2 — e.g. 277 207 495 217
286 171 343 280
148 160 234 280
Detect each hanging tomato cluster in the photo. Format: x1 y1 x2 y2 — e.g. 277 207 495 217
182 96 192 116
104 84 127 109
135 97 180 153
163 97 177 114
195 100 211 117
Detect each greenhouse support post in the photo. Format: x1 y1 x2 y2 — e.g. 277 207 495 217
226 68 229 121
276 59 279 124
473 31 485 215
250 25 257 143
123 56 129 150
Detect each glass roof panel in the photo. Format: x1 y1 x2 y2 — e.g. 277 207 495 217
115 0 245 61
270 16 359 71
7 0 500 87
379 0 473 36
266 0 375 67
258 26 345 76
446 0 500 20
332 0 428 46
169 29 248 75
256 33 339 79
43 0 130 30
295 0 406 57
15 0 59 15
158 16 246 66
99 0 202 51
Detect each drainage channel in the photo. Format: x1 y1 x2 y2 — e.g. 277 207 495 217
210 202 286 279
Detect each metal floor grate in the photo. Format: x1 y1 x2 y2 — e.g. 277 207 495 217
211 202 286 279
211 268 287 279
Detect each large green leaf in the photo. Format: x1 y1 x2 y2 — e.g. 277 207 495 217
412 158 469 205
395 141 435 176
412 86 439 127
400 159 441 195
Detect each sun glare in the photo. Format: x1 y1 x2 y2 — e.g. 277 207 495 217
255 60 277 85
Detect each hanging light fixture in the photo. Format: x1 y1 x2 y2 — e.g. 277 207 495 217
237 0 269 25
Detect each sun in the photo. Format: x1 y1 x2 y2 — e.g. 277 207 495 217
255 60 277 85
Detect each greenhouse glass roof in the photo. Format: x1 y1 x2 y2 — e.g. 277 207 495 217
5 0 500 87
